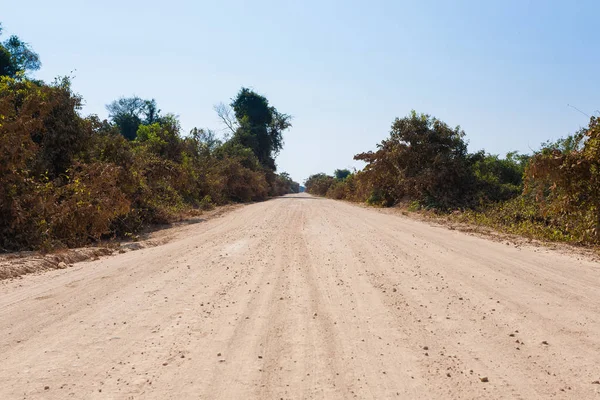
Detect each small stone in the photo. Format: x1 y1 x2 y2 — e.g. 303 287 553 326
542 341 549 345
217 353 222 357
423 346 429 350
57 262 67 269
480 377 489 383
162 362 168 366
44 386 50 390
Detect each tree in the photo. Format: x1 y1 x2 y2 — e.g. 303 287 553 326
0 23 41 78
0 45 12 77
354 111 476 209
304 173 336 196
334 169 351 180
214 102 238 138
106 96 162 140
277 172 300 194
190 127 222 152
525 116 600 242
229 88 291 170
136 114 183 161
471 151 530 203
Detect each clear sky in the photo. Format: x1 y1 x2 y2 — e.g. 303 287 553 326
3 0 599 183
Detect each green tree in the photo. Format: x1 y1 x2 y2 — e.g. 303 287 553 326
355 111 476 209
135 114 184 161
334 169 351 180
0 46 11 77
106 96 161 140
0 23 41 78
471 151 530 203
230 88 291 170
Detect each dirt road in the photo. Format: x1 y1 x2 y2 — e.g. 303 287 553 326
1 193 599 399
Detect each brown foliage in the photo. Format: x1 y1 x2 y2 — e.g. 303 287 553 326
0 77 296 251
524 117 600 243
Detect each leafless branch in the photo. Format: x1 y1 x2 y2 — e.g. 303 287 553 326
214 102 238 136
567 104 590 118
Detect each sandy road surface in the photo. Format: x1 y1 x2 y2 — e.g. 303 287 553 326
1 193 600 399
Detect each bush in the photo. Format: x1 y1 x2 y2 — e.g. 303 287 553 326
44 162 130 248
521 117 600 243
305 173 336 196
353 111 477 209
0 76 298 251
311 111 600 246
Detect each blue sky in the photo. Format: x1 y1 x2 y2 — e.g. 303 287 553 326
3 0 599 183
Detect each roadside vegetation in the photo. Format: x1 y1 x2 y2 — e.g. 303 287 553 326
306 111 600 246
0 23 298 252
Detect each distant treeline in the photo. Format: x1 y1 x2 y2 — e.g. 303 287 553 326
306 111 600 245
0 23 298 251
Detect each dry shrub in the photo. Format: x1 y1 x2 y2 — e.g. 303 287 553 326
522 116 600 244
45 162 130 248
0 77 297 252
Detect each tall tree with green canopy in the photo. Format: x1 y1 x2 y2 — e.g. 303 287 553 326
0 42 11 77
334 169 352 180
106 96 161 140
0 23 41 78
230 88 291 170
